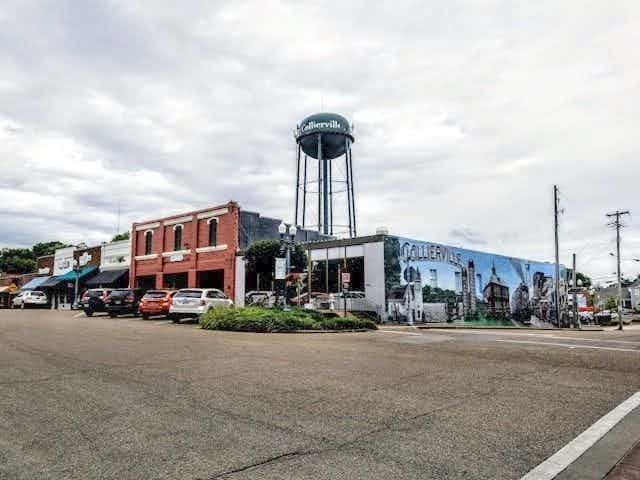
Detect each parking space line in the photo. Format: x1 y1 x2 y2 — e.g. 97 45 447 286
543 335 640 345
521 391 640 480
379 330 423 336
495 339 639 353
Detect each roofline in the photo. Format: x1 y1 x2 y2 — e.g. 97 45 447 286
303 234 386 249
131 200 240 226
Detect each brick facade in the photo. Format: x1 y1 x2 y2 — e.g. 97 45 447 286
130 201 240 299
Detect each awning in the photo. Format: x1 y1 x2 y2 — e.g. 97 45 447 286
38 276 62 288
85 269 129 287
56 265 98 282
40 266 99 288
20 276 52 291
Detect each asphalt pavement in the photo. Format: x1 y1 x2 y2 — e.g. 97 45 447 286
1 310 639 479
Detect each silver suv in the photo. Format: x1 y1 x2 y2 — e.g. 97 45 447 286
12 291 48 308
169 288 233 322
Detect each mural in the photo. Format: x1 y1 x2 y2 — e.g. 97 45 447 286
384 236 566 326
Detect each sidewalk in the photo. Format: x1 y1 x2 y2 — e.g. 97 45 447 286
553 404 640 480
605 441 640 479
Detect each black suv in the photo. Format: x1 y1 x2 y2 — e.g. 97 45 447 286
105 288 146 317
79 289 112 316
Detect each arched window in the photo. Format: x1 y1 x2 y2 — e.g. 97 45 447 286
174 225 183 251
144 230 153 255
208 219 217 247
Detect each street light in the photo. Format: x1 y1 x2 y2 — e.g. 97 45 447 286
278 222 297 310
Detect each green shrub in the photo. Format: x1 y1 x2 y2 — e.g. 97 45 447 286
200 307 377 332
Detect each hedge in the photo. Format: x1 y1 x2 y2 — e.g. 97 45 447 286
199 306 377 332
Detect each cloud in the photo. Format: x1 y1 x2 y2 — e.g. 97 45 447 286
0 0 639 280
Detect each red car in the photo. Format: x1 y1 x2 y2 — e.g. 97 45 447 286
138 290 176 319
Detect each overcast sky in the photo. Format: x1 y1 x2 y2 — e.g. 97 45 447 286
1 0 638 283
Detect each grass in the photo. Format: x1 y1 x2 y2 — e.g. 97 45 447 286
200 306 378 332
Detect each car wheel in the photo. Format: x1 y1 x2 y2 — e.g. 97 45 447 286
109 312 117 318
142 313 149 320
85 310 93 317
171 315 180 323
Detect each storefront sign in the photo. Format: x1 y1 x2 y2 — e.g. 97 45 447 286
169 253 184 262
341 272 351 284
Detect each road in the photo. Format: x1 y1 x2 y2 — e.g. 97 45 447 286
1 310 639 479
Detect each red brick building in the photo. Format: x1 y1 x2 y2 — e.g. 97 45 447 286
131 201 239 297
130 200 325 302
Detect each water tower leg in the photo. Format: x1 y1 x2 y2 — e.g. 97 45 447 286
302 154 307 229
317 134 322 232
294 144 300 227
348 143 357 237
329 158 333 235
345 138 353 238
322 159 328 234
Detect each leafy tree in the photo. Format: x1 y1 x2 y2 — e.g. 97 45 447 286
111 231 130 242
423 285 458 303
32 241 67 258
244 240 307 289
0 248 36 274
605 297 617 310
575 272 592 287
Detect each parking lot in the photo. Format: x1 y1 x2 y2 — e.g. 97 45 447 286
1 309 639 479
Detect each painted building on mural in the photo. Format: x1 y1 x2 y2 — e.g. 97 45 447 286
305 233 566 326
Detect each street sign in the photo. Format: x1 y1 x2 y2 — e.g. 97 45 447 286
275 258 286 280
341 272 351 284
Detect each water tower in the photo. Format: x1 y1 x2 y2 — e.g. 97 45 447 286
293 113 356 237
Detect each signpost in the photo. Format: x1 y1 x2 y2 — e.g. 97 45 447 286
275 258 286 280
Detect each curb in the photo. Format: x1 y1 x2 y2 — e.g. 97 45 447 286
416 325 604 332
201 328 376 334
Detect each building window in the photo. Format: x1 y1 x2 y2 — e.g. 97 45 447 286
174 225 183 251
208 219 217 247
429 269 438 288
144 231 153 255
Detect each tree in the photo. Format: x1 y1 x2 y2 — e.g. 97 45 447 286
244 240 307 289
32 241 68 258
111 231 130 242
575 272 592 287
0 248 36 274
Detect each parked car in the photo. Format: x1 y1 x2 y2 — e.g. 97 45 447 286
78 288 112 316
139 290 176 319
12 290 49 309
169 288 233 322
105 288 146 317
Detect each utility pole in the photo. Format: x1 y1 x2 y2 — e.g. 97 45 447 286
606 210 630 330
572 253 579 329
553 185 561 327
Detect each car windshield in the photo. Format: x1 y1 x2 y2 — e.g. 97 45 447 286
109 290 131 298
174 290 202 298
144 291 168 299
31 292 45 297
87 290 104 298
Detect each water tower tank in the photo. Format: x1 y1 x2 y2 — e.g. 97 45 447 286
293 112 357 237
296 113 354 160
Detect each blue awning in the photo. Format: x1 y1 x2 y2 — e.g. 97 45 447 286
56 265 98 282
20 276 52 290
